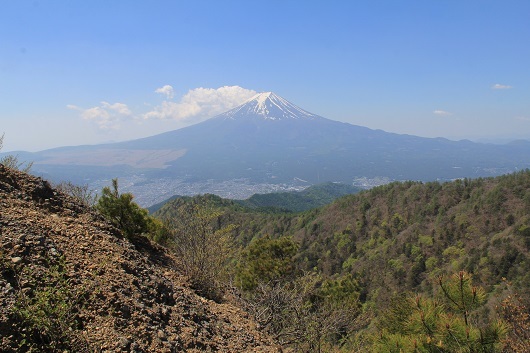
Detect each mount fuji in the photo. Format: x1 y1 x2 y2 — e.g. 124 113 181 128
10 92 530 204
219 91 322 121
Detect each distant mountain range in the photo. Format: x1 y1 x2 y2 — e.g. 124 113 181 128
5 92 530 205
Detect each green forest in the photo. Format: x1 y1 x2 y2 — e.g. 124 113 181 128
146 171 530 351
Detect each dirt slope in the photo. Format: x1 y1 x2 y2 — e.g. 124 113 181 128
0 165 280 352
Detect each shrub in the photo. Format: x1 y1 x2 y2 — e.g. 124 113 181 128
245 272 362 352
0 133 33 172
12 257 91 352
96 178 150 238
164 201 235 300
500 292 530 352
55 181 97 207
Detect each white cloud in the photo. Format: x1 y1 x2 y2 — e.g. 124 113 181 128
101 101 131 115
433 110 452 116
66 104 84 111
155 85 175 99
69 85 256 130
491 83 512 90
144 86 257 122
82 106 110 121
516 116 530 122
71 101 132 130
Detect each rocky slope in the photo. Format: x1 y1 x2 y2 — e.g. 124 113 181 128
0 164 280 352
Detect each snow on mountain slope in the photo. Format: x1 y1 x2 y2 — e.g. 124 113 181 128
219 92 322 121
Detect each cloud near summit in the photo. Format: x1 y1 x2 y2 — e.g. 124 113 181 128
144 86 257 122
70 86 257 130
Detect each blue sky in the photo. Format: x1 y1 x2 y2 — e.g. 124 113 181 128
1 0 529 151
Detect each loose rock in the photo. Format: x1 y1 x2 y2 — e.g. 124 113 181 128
0 165 280 352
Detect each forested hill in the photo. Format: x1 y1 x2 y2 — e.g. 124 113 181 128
284 171 530 303
236 182 362 212
149 182 361 214
154 171 530 307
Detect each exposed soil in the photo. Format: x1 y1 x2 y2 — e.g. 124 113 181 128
0 164 280 352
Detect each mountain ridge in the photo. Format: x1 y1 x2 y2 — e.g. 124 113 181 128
3 92 530 205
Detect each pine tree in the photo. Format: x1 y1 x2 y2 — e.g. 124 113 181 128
96 178 149 238
374 271 507 353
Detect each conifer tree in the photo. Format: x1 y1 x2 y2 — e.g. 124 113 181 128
96 178 149 238
374 271 507 353
236 235 298 291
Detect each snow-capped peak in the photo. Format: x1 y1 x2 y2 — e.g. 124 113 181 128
219 92 321 121
253 91 273 106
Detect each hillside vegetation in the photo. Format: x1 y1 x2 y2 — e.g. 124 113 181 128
156 172 530 296
148 181 361 214
0 165 280 352
277 172 530 301
3 159 529 352
236 182 362 212
154 170 530 351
